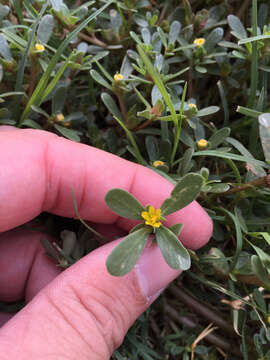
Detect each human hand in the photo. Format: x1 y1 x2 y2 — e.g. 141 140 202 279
0 126 212 359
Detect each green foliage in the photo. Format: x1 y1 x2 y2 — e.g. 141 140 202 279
1 0 270 358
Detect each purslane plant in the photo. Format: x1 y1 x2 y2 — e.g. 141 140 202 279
105 173 204 276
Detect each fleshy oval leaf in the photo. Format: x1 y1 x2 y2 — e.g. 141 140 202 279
208 127 231 149
258 113 270 162
105 188 145 220
156 226 191 270
106 227 150 276
168 223 184 237
161 173 203 216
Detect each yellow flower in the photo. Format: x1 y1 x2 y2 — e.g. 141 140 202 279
56 113 65 122
35 43 45 52
153 160 165 167
193 38 205 47
141 205 162 228
114 73 124 81
188 103 197 110
197 139 208 150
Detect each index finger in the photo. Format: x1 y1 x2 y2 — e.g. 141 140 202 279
0 128 212 249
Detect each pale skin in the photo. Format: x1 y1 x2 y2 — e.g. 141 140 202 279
0 126 213 359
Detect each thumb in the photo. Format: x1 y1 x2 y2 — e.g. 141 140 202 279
0 238 181 360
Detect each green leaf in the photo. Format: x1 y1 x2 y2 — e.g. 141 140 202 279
207 183 230 193
226 136 266 176
253 288 266 312
208 127 230 148
195 65 207 73
161 173 203 216
54 124 80 142
169 223 184 237
205 27 224 52
227 15 247 40
168 21 181 45
217 208 243 272
0 4 9 21
52 86 66 114
191 150 269 170
251 255 270 289
209 247 230 275
106 227 150 276
249 242 270 271
101 92 122 121
37 14 54 44
236 105 262 118
22 119 42 129
31 105 50 119
105 188 145 220
145 136 159 162
238 34 270 45
129 31 143 45
177 148 194 176
156 226 190 270
129 223 146 233
0 108 9 117
259 113 270 162
196 106 220 117
157 27 167 48
0 34 12 60
0 119 16 125
90 70 112 90
61 230 77 257
218 40 243 51
40 237 59 261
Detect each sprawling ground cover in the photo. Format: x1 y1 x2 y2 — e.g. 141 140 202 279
0 0 270 358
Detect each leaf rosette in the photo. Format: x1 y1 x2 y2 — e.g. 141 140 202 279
105 173 203 276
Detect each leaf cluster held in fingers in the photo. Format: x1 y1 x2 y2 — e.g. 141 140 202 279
104 173 204 276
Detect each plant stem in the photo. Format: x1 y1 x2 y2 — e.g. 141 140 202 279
217 174 270 196
170 82 187 168
78 32 107 48
114 116 144 164
168 284 235 334
248 0 258 108
28 54 39 96
116 92 127 121
164 304 242 356
225 158 242 184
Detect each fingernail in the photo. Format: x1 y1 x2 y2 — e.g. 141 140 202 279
135 242 181 302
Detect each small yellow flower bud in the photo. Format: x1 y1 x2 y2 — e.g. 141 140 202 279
141 205 162 228
56 113 65 122
197 139 208 150
153 160 165 167
193 38 205 47
114 73 124 81
188 103 197 110
35 43 45 52
267 316 270 324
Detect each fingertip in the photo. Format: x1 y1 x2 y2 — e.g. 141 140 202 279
168 201 213 250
